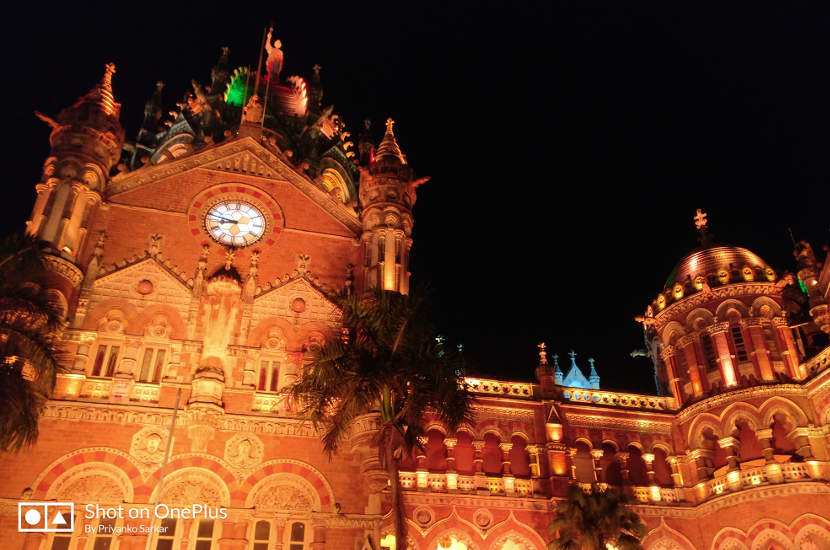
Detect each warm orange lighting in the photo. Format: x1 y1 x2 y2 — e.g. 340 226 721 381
62 245 72 253
546 422 563 442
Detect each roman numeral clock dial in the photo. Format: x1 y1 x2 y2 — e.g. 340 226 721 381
204 200 266 247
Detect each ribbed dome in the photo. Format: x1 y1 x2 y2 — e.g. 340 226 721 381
665 245 772 289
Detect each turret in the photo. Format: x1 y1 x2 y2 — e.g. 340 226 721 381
640 209 801 406
358 119 427 294
27 63 125 262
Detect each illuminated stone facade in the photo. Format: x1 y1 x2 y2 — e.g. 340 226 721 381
1 41 829 550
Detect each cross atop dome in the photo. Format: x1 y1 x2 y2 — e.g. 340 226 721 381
694 208 708 231
374 117 407 164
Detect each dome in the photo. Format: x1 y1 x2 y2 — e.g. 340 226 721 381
665 245 774 290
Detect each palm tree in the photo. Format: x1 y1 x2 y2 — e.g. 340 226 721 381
0 234 65 451
548 484 648 550
287 287 474 550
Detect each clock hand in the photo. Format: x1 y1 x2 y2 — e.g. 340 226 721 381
210 214 237 224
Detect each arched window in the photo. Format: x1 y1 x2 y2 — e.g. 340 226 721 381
736 421 763 462
155 518 177 550
258 359 280 392
600 443 622 486
425 429 447 472
90 342 121 377
286 521 310 549
509 435 531 478
653 448 674 487
454 432 475 475
627 446 649 486
482 433 502 475
138 346 167 383
572 442 594 483
252 520 271 550
194 519 216 550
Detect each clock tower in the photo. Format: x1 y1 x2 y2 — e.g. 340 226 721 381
26 63 125 262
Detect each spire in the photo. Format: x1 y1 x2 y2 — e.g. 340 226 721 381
588 357 600 389
80 62 121 117
694 208 712 247
374 118 406 164
553 353 563 385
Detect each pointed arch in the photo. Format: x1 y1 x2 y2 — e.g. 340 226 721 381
759 397 809 429
642 518 696 550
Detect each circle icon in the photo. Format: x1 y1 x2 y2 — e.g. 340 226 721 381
24 508 41 526
204 200 266 247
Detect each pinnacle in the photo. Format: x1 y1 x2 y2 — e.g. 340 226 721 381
374 117 407 164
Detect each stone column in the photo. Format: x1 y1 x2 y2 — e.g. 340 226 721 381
21 533 45 550
660 345 684 403
678 335 705 396
774 318 803 379
500 442 515 495
616 452 630 483
272 519 285 550
72 333 96 374
445 437 458 491
472 440 487 492
667 455 684 487
718 436 741 470
789 427 813 459
58 184 90 256
688 448 714 480
642 452 656 484
590 449 604 483
416 435 428 490
526 444 541 477
746 319 774 381
27 181 55 237
216 520 247 550
567 447 579 480
756 428 776 463
709 323 738 388
310 522 326 550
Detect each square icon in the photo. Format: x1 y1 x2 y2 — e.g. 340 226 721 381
18 502 74 533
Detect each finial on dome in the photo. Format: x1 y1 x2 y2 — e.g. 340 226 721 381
694 208 708 231
374 117 407 164
537 342 548 365
81 62 120 117
693 208 713 246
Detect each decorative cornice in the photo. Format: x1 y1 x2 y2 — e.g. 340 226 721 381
42 400 319 438
674 383 806 424
109 137 361 233
562 412 673 436
401 492 554 511
654 283 780 330
43 255 84 288
631 482 830 519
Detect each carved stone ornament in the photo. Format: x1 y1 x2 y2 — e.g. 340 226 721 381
130 426 170 473
57 474 125 504
224 433 264 474
254 483 314 512
161 478 223 506
472 508 494 531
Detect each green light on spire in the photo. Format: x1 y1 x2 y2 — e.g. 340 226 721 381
798 278 809 295
224 67 252 107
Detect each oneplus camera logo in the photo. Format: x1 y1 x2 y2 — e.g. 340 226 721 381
18 502 74 533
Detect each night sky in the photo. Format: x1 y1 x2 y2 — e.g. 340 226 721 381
9 3 829 393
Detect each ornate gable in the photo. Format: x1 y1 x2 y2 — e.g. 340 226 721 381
87 256 192 321
109 136 360 233
252 277 341 330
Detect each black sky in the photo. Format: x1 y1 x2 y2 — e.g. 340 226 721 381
8 2 829 393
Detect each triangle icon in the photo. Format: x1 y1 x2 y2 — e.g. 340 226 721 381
51 512 67 525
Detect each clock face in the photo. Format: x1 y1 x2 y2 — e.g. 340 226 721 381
205 200 266 247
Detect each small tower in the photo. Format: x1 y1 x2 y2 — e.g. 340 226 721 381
27 63 125 261
358 119 427 294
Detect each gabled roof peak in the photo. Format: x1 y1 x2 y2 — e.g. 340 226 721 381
374 117 406 164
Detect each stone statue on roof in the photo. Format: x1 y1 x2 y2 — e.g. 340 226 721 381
265 27 284 79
